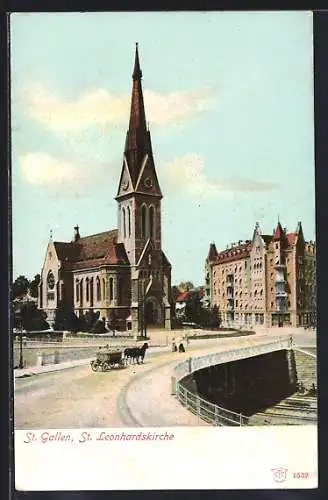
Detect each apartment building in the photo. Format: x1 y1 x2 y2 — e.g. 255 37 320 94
206 221 316 328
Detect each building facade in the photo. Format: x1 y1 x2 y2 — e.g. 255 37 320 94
38 45 173 333
207 221 316 329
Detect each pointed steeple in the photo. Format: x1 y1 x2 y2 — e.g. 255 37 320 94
207 242 218 261
124 43 152 185
132 42 142 80
273 220 284 241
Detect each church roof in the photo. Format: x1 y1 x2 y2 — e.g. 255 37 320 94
54 230 130 271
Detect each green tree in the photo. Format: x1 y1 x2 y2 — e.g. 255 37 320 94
178 281 194 292
184 290 202 323
54 300 80 332
199 304 221 327
80 309 100 332
92 318 107 334
29 274 41 298
17 302 49 331
171 286 181 302
12 275 30 299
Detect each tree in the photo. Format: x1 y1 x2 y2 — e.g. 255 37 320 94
54 300 80 332
178 281 194 292
199 304 221 328
29 274 41 298
92 318 107 334
184 290 202 323
80 309 100 332
171 286 181 302
17 301 49 331
12 275 30 299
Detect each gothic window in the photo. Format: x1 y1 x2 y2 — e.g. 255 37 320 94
127 206 131 237
141 205 147 238
86 278 89 302
102 278 106 299
90 277 94 306
122 207 126 238
96 277 101 301
76 280 80 302
118 278 123 304
109 278 114 301
149 205 155 239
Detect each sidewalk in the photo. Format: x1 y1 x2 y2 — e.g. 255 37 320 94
14 357 92 379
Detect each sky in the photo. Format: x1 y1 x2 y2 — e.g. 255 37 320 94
11 11 315 286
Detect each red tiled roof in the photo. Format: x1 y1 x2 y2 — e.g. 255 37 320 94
273 222 284 241
286 233 296 245
175 291 190 302
214 242 252 265
54 230 130 271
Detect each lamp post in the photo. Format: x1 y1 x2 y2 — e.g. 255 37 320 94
14 302 24 369
139 274 152 338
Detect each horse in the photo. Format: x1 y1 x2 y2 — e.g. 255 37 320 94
123 347 139 365
123 343 149 364
137 342 149 363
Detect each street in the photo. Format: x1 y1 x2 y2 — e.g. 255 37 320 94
14 331 316 429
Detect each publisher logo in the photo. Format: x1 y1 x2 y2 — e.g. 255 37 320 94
271 468 288 483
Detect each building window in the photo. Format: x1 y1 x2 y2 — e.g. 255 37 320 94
109 278 114 301
96 277 101 301
141 205 147 238
118 278 123 304
127 206 131 237
149 206 155 239
86 278 89 302
76 280 80 302
122 207 126 238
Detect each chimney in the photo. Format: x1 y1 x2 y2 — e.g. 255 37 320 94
74 225 80 242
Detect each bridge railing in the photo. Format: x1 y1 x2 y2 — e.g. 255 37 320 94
173 336 293 427
173 336 293 383
176 381 249 426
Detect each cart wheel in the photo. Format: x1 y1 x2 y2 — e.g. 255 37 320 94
91 361 100 372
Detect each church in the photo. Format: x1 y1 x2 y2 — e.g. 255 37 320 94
38 44 173 333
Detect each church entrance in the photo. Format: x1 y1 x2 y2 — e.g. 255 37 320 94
144 297 160 326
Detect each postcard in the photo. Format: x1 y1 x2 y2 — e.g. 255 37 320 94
11 11 317 490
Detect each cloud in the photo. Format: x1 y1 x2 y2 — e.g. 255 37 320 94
19 152 97 189
160 154 279 198
22 82 215 132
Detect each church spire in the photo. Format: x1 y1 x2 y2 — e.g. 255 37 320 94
132 42 142 80
124 43 151 185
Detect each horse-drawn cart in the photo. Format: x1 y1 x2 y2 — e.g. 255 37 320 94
90 348 125 372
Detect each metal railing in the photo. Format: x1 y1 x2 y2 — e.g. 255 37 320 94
176 381 249 426
173 336 294 427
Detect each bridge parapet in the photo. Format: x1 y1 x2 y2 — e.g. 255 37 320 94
172 337 293 426
174 336 292 382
